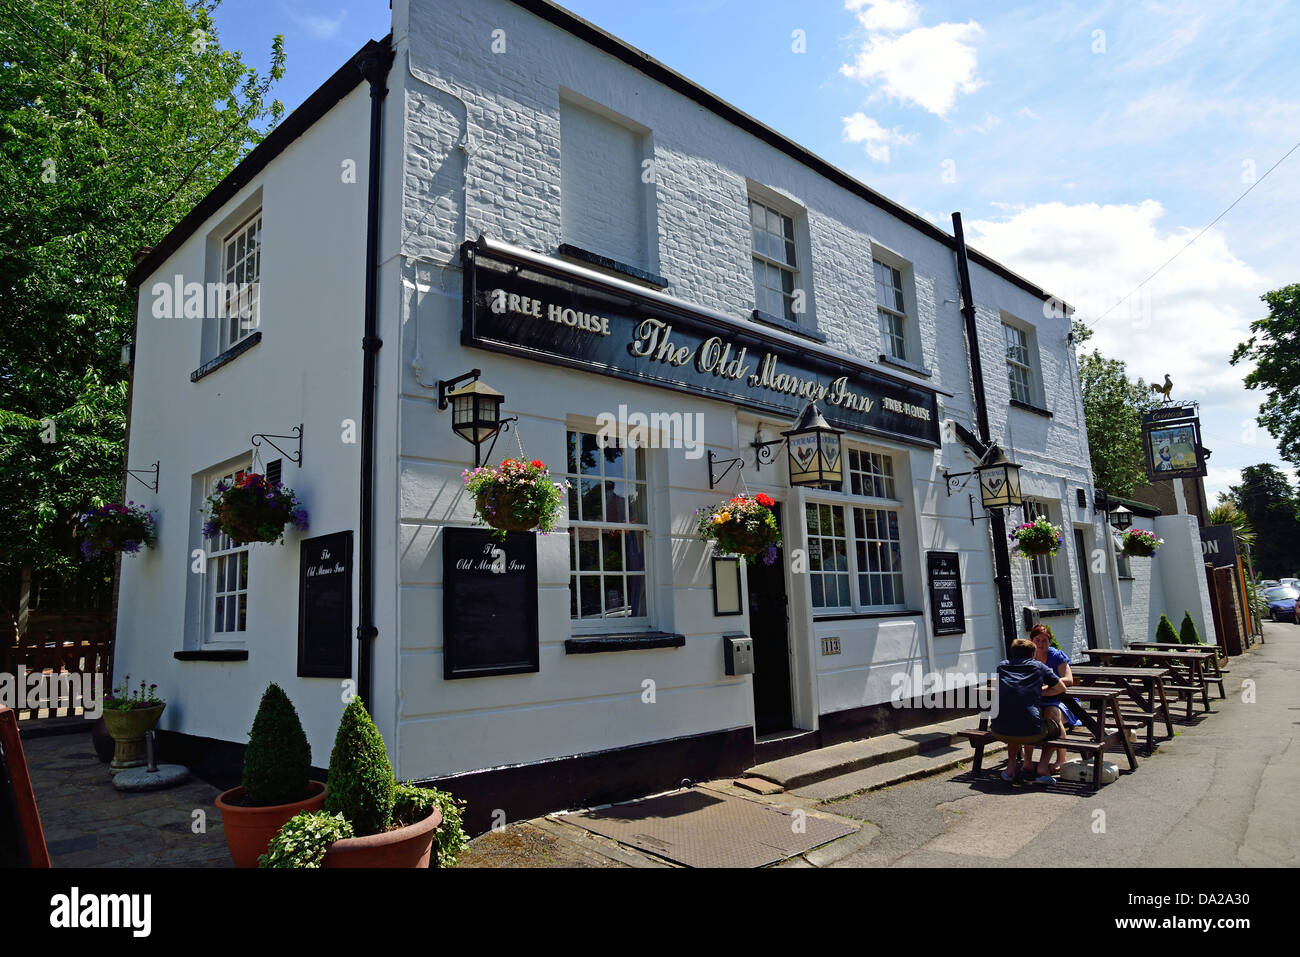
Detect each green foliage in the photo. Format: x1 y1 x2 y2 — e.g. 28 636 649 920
1207 500 1255 550
258 811 352 869
1223 464 1300 578
1232 284 1300 467
324 698 395 837
242 683 311 807
0 0 285 591
1155 614 1178 643
392 783 471 868
1075 343 1159 498
1178 611 1203 645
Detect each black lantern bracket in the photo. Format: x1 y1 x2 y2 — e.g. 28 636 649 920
707 451 744 489
437 368 482 410
250 424 303 467
750 435 787 472
126 460 160 493
479 413 519 468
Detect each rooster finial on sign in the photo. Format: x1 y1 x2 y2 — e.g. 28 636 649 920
1150 373 1173 402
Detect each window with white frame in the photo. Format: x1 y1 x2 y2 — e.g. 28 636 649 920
1003 321 1033 404
566 430 649 623
221 211 261 351
750 198 799 322
205 464 250 640
1114 534 1133 578
874 259 908 361
806 447 908 612
1022 499 1059 601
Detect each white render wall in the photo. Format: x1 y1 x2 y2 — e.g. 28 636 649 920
114 84 375 768
385 0 1114 779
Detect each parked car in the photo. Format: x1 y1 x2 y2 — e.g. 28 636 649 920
1281 578 1300 589
1262 585 1299 622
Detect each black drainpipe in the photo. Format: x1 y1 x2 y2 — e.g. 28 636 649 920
952 212 1018 657
356 39 395 711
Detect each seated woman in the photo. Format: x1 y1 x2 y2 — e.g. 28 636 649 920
990 637 1068 784
1021 624 1080 775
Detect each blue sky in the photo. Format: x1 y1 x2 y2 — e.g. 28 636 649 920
212 0 1300 502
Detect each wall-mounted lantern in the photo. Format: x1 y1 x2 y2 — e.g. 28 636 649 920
1109 504 1133 531
975 448 1023 511
782 402 844 488
438 369 515 467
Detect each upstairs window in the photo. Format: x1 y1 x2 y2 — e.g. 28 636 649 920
874 259 908 361
750 198 798 322
222 211 261 351
1003 321 1033 404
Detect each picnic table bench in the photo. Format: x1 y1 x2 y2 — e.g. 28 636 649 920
1126 642 1229 685
1070 664 1175 750
1085 648 1219 712
959 684 1138 790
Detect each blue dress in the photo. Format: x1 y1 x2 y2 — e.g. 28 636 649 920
1039 646 1081 728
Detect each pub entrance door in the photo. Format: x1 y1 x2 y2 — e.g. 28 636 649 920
747 504 792 734
1073 528 1098 649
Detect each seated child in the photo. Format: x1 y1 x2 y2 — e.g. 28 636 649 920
990 637 1068 784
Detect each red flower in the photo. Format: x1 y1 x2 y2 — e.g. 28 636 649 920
530 460 545 469
755 493 775 508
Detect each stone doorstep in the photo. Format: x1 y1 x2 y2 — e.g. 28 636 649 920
745 716 979 791
791 742 1008 803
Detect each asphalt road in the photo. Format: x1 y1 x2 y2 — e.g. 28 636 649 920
822 622 1297 868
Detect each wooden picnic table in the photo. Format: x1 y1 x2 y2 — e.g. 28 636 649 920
1070 664 1176 744
1085 647 1218 711
1126 642 1229 681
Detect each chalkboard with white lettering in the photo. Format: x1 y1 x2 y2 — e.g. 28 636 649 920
443 528 539 679
297 531 354 679
927 551 965 637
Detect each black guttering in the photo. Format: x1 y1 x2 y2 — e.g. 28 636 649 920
510 0 1069 310
126 35 394 289
356 41 396 712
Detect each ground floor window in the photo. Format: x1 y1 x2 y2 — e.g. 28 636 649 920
206 464 250 639
807 499 906 612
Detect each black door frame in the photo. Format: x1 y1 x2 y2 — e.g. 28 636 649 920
1073 527 1099 649
746 503 794 735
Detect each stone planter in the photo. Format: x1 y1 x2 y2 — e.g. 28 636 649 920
102 704 165 773
215 781 328 868
322 804 443 868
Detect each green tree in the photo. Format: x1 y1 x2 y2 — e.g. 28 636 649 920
1232 284 1300 466
0 1 284 617
1073 322 1159 497
1224 464 1300 578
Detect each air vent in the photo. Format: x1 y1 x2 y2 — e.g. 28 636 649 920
266 459 282 485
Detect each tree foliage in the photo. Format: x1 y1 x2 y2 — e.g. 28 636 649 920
1222 464 1300 578
0 0 284 585
1232 284 1300 467
1072 321 1158 497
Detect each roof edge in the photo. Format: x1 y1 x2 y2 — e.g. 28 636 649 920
128 35 393 288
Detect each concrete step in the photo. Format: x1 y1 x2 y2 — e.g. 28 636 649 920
746 716 977 791
790 740 1007 802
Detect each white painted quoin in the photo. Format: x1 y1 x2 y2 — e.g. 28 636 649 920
114 0 1207 824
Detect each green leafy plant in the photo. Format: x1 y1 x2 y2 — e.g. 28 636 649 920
1009 516 1063 558
242 683 311 807
203 471 308 545
1120 528 1163 557
323 697 395 837
1179 611 1204 645
1155 614 1178 643
463 458 570 539
258 811 353 869
103 675 163 712
696 493 782 562
393 784 470 868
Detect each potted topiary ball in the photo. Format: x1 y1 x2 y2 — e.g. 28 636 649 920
214 683 327 867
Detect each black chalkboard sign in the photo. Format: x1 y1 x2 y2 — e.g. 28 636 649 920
927 551 965 636
443 528 539 679
297 531 354 678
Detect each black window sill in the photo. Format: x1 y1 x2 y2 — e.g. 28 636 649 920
558 243 669 288
1118 576 1135 581
174 650 249 661
564 631 686 654
879 354 932 377
1009 398 1052 418
751 309 827 344
813 610 922 622
1032 606 1080 619
191 331 262 382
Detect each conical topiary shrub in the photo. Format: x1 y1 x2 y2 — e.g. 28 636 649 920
1155 614 1178 643
242 683 312 806
1179 611 1203 645
324 697 395 837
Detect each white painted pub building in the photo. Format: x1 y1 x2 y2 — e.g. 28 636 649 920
115 0 1214 830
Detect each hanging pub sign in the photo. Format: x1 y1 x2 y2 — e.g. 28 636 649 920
1141 407 1206 481
442 527 539 679
297 531 354 679
461 238 941 448
926 551 965 636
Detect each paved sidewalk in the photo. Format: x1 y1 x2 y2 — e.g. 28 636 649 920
22 730 232 868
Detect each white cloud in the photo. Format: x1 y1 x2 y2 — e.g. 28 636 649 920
840 15 984 118
1017 106 1040 120
286 7 346 39
846 0 921 33
841 111 917 162
972 112 1000 133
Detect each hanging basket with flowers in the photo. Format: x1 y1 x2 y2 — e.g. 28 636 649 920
1010 515 1063 559
204 472 309 546
697 493 782 564
1121 528 1163 557
463 458 570 539
78 502 157 560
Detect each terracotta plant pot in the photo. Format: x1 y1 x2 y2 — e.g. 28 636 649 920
322 804 443 868
102 704 165 773
215 781 328 868
476 487 540 532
